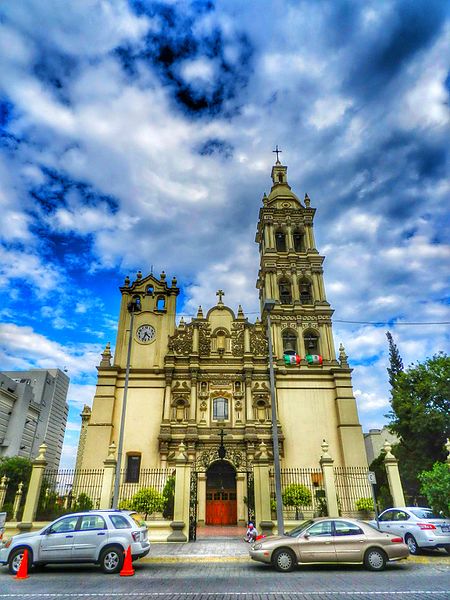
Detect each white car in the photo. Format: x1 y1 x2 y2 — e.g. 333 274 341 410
373 507 450 555
0 510 150 574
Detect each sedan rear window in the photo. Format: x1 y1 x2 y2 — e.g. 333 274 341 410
410 509 441 519
109 515 131 529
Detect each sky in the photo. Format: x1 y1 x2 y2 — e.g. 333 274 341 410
0 0 449 469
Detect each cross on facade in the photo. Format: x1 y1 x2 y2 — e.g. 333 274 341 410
273 145 282 162
216 289 225 303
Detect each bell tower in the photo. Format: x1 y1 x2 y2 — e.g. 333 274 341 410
255 156 336 363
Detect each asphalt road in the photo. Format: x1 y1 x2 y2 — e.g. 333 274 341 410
0 560 449 600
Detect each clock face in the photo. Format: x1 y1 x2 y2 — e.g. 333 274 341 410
136 324 156 343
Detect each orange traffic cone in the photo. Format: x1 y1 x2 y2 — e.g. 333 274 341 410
14 548 30 579
119 546 134 577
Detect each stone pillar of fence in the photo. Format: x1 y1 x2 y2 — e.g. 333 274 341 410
320 440 339 517
0 475 8 510
19 442 48 531
253 441 273 535
12 482 24 521
168 442 190 542
383 441 406 506
236 472 246 526
100 442 117 509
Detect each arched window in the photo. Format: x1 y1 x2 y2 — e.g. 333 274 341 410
275 230 287 252
213 397 229 420
146 285 154 296
278 173 283 183
304 331 319 355
299 279 313 304
279 277 292 304
293 230 305 252
125 454 141 483
282 329 298 353
156 296 165 311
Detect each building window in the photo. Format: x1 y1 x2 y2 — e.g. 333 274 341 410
156 296 165 310
213 397 229 420
275 230 287 252
282 329 298 353
304 331 319 355
293 231 305 252
299 279 313 304
279 278 292 304
125 454 141 483
146 285 154 296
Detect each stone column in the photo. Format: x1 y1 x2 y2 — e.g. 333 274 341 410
168 442 190 542
99 442 117 509
20 442 48 529
192 324 199 353
291 273 299 302
189 374 197 421
383 441 406 506
320 440 339 517
162 378 172 421
253 441 274 535
236 472 246 526
286 225 294 251
245 375 253 422
197 472 206 526
12 482 23 521
0 475 8 510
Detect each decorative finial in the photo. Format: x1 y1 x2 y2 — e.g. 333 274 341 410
197 306 204 318
176 442 187 461
100 342 112 367
171 276 177 288
339 343 348 368
304 193 310 207
107 441 116 460
445 438 450 465
216 289 225 305
124 275 130 287
258 441 269 460
37 442 47 461
237 305 245 318
179 316 185 327
383 440 394 458
136 270 142 280
160 271 166 281
0 474 8 486
273 145 282 164
321 439 330 458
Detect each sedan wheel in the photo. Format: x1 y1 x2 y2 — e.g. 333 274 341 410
405 534 419 555
273 548 296 573
100 546 124 574
364 548 387 571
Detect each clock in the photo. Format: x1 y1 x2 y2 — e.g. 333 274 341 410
136 324 156 343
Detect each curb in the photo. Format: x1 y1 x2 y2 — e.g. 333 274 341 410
140 555 450 565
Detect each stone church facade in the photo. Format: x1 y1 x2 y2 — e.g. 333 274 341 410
77 159 368 526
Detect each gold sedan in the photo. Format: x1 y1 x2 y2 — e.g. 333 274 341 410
249 518 409 572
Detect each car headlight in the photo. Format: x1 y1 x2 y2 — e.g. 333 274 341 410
2 538 12 548
253 543 263 550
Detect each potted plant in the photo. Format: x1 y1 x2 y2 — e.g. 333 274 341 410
355 497 374 519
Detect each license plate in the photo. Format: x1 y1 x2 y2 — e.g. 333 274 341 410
441 525 450 532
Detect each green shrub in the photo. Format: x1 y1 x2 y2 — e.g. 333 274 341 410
355 497 374 512
129 487 163 519
162 476 175 520
418 462 450 516
74 493 93 511
282 484 312 519
118 499 133 510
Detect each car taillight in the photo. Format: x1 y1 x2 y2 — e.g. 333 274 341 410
390 537 403 543
417 523 436 530
131 531 141 542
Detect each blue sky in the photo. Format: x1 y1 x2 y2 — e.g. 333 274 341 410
0 0 449 468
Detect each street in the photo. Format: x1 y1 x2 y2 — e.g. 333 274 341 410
0 559 449 599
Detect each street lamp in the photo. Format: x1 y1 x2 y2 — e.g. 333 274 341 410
112 296 141 508
263 299 284 535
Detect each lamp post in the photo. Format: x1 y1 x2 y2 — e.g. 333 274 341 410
263 299 284 535
112 296 141 508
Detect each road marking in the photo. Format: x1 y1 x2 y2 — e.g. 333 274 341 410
0 592 449 597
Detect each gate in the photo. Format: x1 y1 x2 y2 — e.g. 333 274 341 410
188 469 198 541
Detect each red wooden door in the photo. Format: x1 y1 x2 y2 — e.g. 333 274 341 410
206 491 237 525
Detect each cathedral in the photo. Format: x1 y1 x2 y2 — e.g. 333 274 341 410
76 157 368 526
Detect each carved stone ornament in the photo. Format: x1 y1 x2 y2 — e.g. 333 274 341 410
198 322 211 356
193 446 252 472
172 381 190 392
231 322 245 357
169 325 193 356
250 327 268 356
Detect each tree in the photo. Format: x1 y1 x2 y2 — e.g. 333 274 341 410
129 487 163 519
0 456 32 504
386 331 404 391
418 462 450 516
369 453 393 511
282 483 312 519
386 353 450 501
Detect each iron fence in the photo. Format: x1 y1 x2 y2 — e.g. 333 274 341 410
270 468 325 519
334 466 373 517
118 468 174 520
36 468 104 521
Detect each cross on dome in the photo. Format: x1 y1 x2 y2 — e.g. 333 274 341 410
216 289 225 304
273 145 282 164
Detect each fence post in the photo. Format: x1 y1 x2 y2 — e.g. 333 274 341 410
320 440 339 517
167 442 190 542
253 441 274 535
100 442 117 509
383 441 405 506
0 475 8 510
12 482 24 521
20 442 48 530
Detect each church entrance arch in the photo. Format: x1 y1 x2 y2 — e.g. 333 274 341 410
205 461 237 526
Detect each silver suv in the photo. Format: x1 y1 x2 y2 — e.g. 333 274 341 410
0 510 150 574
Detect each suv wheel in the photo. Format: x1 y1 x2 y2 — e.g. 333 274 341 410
8 547 32 575
99 546 124 574
364 548 387 571
405 534 419 555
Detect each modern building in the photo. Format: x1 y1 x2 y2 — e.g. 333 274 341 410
77 159 368 525
364 426 399 466
1 369 69 470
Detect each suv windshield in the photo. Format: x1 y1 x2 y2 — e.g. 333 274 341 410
410 509 441 519
286 520 314 537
